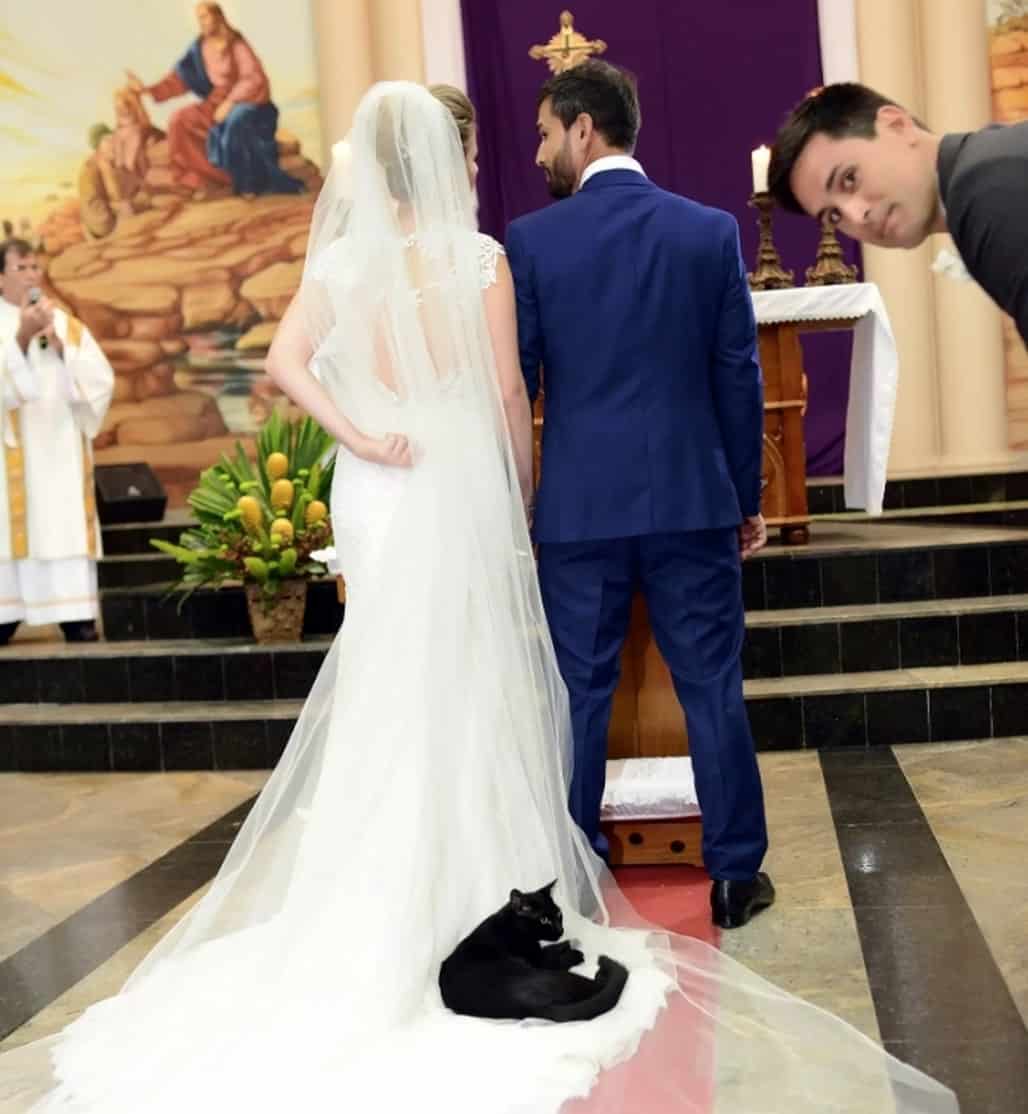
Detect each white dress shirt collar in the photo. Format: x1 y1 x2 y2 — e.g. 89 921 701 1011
579 155 646 190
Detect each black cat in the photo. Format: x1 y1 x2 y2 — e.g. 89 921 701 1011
439 880 629 1022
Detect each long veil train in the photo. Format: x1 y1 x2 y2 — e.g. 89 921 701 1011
0 83 958 1114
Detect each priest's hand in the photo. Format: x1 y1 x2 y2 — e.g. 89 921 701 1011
739 513 767 559
16 291 53 354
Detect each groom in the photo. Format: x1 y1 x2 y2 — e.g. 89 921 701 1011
506 61 773 929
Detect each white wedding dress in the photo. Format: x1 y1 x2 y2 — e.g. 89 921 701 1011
0 84 959 1114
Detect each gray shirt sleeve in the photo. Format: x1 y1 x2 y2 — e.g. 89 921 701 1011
944 144 1028 348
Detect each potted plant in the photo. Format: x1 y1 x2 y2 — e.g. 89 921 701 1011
152 411 335 643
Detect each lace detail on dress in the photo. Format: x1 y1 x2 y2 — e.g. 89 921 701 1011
477 234 504 290
400 232 503 302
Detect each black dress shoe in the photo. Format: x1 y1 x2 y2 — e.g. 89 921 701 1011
60 620 99 643
0 621 19 646
711 872 775 929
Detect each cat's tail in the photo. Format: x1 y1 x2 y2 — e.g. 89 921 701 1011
542 956 629 1023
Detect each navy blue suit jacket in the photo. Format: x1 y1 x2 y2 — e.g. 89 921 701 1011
505 169 764 544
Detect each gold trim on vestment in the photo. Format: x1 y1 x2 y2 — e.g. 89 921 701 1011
4 409 27 559
0 593 98 608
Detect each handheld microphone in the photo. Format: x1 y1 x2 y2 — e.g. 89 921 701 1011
27 287 48 349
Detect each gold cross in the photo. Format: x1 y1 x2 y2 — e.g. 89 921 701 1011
529 11 607 74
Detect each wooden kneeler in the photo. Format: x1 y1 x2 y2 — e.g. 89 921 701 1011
600 753 704 869
602 814 704 868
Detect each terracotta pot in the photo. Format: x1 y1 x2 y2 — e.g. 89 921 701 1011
245 579 307 644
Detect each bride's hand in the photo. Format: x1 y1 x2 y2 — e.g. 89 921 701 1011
355 432 413 468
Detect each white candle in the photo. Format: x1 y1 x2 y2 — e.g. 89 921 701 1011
751 145 770 194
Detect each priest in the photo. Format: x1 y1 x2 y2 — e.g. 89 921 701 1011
0 238 114 644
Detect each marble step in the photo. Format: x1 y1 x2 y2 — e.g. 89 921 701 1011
2 664 1026 771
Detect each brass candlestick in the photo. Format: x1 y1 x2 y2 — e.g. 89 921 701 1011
805 215 858 285
747 192 793 291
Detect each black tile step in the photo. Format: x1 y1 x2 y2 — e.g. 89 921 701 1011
100 511 194 556
3 665 1026 770
0 638 332 705
98 554 180 589
0 700 303 772
93 525 1028 636
4 594 1025 704
746 662 1028 750
807 471 1028 515
743 595 1028 678
812 501 1028 530
743 527 1028 611
100 579 344 641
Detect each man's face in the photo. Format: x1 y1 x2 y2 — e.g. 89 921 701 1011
0 251 41 306
536 98 580 200
789 108 939 250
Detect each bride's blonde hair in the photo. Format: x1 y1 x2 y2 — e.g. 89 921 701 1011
428 84 476 155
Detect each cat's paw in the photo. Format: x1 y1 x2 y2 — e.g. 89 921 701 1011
540 941 584 969
553 940 585 967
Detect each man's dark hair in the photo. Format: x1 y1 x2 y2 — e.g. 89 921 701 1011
768 83 906 213
538 60 641 153
0 237 34 274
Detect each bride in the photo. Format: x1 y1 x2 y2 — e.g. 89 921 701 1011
0 82 958 1114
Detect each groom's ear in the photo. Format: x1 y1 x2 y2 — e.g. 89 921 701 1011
574 112 593 144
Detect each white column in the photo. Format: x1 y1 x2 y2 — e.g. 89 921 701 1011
420 0 468 90
855 0 941 473
311 0 427 167
817 0 859 84
311 0 373 165
919 0 1015 468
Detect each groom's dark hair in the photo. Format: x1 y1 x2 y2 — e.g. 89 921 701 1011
539 60 641 153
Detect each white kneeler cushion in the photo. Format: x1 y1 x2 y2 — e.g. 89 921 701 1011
601 757 701 822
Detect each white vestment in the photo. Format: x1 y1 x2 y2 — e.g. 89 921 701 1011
0 300 114 626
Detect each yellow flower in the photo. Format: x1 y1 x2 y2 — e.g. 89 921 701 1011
271 479 294 510
270 518 295 544
237 495 262 532
266 452 290 481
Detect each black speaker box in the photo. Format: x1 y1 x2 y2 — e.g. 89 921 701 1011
94 462 167 525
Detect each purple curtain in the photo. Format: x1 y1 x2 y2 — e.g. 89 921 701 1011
461 0 858 475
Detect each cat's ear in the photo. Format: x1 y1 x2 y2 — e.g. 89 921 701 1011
509 888 525 911
545 879 557 894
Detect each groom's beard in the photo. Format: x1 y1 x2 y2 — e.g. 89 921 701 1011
544 143 577 199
